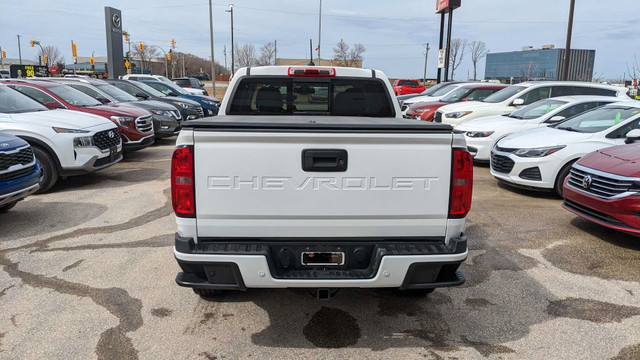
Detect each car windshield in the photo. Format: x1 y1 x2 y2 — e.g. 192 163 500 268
95 84 138 102
47 85 101 107
0 86 49 113
419 82 450 96
482 86 526 103
430 84 458 97
554 106 640 133
131 81 166 97
440 87 476 103
157 75 173 84
508 99 567 120
146 81 187 95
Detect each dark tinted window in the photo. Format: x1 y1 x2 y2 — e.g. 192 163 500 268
228 78 394 117
553 101 606 120
174 79 189 87
552 86 616 97
521 86 552 105
397 80 418 86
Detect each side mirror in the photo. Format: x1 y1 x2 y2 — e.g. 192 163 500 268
43 101 62 109
135 92 150 100
96 97 111 104
169 92 179 97
625 129 640 144
512 98 525 106
547 115 566 123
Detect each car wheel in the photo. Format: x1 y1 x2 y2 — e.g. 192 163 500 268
192 288 225 297
0 202 18 213
32 146 59 193
554 160 576 197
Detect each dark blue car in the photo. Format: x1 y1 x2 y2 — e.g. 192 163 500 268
141 81 220 117
0 133 40 212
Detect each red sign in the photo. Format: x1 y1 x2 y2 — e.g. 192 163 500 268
436 0 461 13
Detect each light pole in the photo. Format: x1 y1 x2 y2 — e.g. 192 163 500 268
562 0 576 81
153 45 169 78
16 35 22 64
423 43 430 86
226 4 234 75
317 0 322 64
209 0 216 96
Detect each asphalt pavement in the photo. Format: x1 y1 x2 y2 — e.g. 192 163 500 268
1 138 639 359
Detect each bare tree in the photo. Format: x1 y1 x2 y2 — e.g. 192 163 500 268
332 39 365 67
168 51 228 77
234 44 258 68
35 45 65 65
520 61 539 81
449 38 467 80
256 42 276 66
468 41 488 81
133 46 159 71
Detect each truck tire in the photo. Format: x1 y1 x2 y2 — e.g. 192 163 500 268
554 160 576 198
0 202 18 213
193 288 225 297
33 146 59 193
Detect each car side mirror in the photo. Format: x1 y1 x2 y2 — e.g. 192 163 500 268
512 98 525 106
547 115 566 123
96 97 111 104
135 92 150 100
43 101 62 109
625 129 640 144
169 92 179 97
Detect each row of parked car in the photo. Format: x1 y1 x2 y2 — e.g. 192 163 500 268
0 75 220 212
397 80 640 237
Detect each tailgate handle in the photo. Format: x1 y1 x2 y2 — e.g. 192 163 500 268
302 149 348 172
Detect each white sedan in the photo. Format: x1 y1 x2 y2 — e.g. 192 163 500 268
490 101 640 196
458 96 621 161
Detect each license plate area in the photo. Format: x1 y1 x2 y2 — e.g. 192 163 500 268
301 252 345 266
109 146 118 162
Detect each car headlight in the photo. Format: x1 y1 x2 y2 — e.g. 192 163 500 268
110 116 135 127
73 136 94 147
514 145 566 158
466 131 495 138
52 127 90 134
172 101 193 110
445 111 473 119
201 99 218 106
150 109 172 116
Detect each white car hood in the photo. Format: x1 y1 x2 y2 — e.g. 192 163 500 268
438 101 494 113
498 126 593 149
456 115 528 131
404 95 442 104
10 109 112 130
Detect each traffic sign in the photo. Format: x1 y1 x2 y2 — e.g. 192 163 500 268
125 60 130 69
437 48 446 69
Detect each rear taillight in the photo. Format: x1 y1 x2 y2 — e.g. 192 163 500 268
449 149 473 218
171 145 195 217
287 67 336 77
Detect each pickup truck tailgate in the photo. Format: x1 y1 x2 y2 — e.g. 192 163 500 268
192 118 453 238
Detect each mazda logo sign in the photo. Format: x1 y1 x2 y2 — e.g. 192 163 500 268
582 175 592 189
108 131 116 139
112 14 121 28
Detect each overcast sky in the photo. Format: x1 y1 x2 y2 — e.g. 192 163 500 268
2 0 639 80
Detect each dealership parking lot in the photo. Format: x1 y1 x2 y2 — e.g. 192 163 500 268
1 138 639 360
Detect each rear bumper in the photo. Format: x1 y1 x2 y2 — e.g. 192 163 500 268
173 234 467 290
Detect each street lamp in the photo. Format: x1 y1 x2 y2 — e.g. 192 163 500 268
226 4 234 75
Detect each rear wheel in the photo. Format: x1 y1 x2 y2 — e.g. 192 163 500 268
32 146 59 193
554 161 576 197
0 202 18 213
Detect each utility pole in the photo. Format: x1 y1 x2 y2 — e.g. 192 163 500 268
226 4 235 75
423 43 430 86
223 45 228 72
182 54 185 77
562 0 576 81
317 0 322 64
208 0 216 96
0 45 4 70
16 35 22 64
274 40 277 65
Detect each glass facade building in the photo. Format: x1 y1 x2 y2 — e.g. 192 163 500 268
485 48 595 83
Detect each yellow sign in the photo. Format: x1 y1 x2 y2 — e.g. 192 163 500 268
124 60 130 69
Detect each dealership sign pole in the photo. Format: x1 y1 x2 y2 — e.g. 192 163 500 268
435 0 461 83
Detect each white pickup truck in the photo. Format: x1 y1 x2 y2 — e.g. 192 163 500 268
172 66 472 299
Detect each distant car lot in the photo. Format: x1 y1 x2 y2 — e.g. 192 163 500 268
1 142 639 359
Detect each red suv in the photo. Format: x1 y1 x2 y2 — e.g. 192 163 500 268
3 79 154 151
407 84 507 121
562 138 640 237
392 79 426 96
